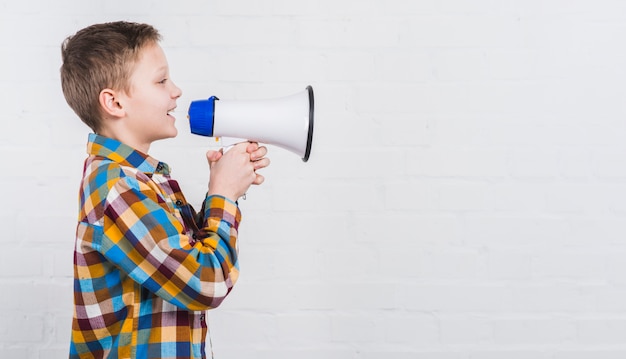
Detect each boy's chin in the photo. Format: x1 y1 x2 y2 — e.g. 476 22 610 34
155 131 178 143
164 126 178 139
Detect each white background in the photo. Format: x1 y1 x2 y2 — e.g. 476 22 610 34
3 1 626 358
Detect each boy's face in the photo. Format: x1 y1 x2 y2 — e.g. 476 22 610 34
118 43 182 149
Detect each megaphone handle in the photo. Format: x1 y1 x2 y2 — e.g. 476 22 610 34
220 137 247 146
217 137 249 153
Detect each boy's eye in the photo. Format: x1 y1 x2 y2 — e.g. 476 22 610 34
158 79 167 84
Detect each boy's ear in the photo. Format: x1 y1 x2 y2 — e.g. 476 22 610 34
99 88 125 118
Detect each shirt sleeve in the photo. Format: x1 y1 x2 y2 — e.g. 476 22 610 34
99 174 241 311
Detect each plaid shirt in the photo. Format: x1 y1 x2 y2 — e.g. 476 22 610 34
70 134 241 359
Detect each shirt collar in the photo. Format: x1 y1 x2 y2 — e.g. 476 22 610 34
86 133 170 175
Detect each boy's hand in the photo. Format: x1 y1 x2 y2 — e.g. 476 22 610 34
206 142 270 202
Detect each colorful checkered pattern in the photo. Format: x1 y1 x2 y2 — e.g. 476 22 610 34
70 133 241 359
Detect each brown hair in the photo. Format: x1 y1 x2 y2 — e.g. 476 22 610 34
60 21 162 132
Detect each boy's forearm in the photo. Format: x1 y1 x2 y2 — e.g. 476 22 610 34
100 177 242 311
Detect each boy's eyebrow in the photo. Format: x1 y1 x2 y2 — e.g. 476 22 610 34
154 65 169 74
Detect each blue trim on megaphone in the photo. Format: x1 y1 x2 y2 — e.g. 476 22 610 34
188 96 218 137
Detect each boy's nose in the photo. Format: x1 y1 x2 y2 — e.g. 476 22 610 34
171 82 182 99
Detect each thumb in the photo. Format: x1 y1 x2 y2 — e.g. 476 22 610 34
206 149 223 165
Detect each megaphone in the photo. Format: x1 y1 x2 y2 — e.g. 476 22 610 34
188 86 314 162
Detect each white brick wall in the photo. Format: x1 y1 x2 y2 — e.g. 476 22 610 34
3 0 626 357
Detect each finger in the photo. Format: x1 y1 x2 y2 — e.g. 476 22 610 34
250 146 267 161
246 142 259 154
206 149 223 161
252 157 270 170
206 150 223 169
252 173 265 185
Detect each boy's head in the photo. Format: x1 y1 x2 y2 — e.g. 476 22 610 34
60 21 162 133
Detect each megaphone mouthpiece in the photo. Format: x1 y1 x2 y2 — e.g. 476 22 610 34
188 96 219 137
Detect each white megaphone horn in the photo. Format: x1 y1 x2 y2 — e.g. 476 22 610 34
188 86 315 162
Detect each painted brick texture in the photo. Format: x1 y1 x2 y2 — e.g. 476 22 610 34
3 1 626 358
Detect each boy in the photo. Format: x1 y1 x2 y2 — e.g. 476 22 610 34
60 21 269 358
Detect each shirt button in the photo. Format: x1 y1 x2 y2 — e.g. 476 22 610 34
175 200 183 206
